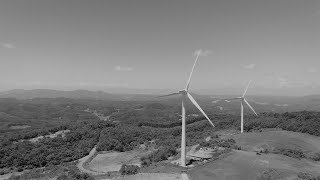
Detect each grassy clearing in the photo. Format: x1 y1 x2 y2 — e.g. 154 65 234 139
219 130 320 157
88 150 151 173
188 130 320 180
189 150 320 180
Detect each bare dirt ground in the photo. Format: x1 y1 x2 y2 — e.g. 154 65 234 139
9 125 31 129
29 130 70 143
0 171 24 180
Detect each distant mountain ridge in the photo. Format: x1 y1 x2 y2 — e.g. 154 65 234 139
0 89 121 100
1 88 320 104
1 89 320 113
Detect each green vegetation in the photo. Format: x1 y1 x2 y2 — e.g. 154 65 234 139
119 164 139 175
259 169 282 180
97 125 157 152
6 164 94 180
140 146 177 166
0 119 113 171
297 172 320 180
2 98 320 178
311 152 320 161
56 170 94 180
244 111 320 136
275 148 306 160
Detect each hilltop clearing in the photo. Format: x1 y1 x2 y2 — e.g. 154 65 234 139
220 130 320 157
189 150 320 180
189 130 320 180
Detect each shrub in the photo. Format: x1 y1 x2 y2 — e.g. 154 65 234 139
232 145 241 150
260 149 269 154
0 170 5 175
311 153 320 161
57 174 69 180
17 167 23 172
277 148 305 159
260 169 281 180
56 169 94 180
140 146 177 166
119 164 139 175
141 157 152 166
199 138 237 149
297 172 319 180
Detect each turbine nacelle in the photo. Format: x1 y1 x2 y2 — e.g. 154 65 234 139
217 81 257 116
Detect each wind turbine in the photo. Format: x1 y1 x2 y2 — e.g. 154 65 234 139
158 50 215 167
220 80 257 133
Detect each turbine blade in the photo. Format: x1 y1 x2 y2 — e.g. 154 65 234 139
187 92 215 127
185 51 201 91
243 98 258 116
242 80 252 97
157 92 181 98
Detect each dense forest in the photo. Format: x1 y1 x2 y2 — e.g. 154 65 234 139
0 120 113 172
0 98 320 175
243 111 320 136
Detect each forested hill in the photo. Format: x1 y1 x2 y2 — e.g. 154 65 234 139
1 96 320 175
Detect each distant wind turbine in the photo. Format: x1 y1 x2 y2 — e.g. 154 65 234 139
220 80 257 133
158 50 215 167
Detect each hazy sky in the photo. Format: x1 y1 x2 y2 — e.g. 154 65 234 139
0 0 319 95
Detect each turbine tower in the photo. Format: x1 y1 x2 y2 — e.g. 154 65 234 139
221 80 257 133
159 50 215 167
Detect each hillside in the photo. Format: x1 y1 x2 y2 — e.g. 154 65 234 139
1 97 320 179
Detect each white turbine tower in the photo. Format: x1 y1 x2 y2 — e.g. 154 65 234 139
221 80 257 133
159 50 215 167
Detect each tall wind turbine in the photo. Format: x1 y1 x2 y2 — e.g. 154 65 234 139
221 80 257 133
159 50 215 167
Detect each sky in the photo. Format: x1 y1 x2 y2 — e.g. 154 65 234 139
0 0 319 96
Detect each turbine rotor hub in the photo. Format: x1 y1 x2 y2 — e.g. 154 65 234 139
179 90 187 94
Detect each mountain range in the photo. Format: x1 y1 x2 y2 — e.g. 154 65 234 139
1 89 320 113
0 89 121 100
